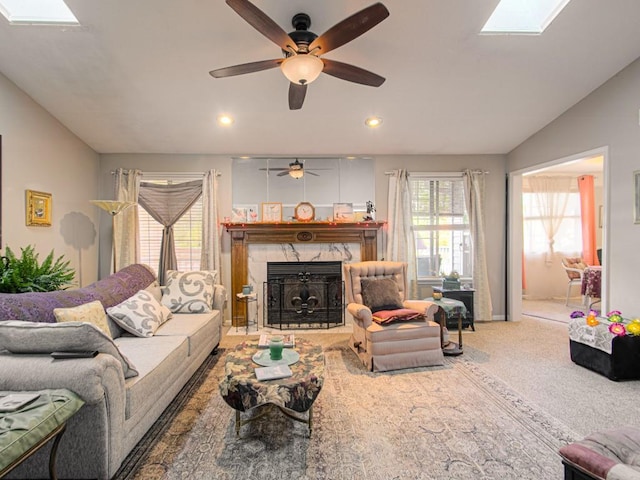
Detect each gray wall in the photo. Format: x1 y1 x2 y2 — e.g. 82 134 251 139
0 72 100 286
508 57 640 316
101 153 508 319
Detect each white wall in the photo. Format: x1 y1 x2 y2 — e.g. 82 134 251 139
508 57 640 316
0 73 100 286
101 153 508 319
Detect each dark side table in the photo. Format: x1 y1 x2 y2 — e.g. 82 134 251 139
433 287 475 331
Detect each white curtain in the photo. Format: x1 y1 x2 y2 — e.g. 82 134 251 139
200 169 222 274
114 168 141 270
527 176 572 263
386 169 418 298
463 170 492 322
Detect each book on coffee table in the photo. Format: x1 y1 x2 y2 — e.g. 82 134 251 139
258 333 295 349
254 364 293 381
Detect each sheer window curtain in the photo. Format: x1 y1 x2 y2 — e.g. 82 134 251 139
137 180 202 284
200 169 222 273
528 176 572 263
386 169 418 298
463 170 493 322
114 168 141 271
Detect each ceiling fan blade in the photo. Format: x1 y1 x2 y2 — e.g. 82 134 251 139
226 0 297 51
210 58 283 78
277 171 290 176
306 171 320 176
309 3 389 55
289 83 307 110
322 59 385 87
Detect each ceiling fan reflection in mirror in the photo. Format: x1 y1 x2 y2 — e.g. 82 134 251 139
209 0 389 110
259 159 330 179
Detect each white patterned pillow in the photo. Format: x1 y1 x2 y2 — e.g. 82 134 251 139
161 270 216 313
54 300 112 339
107 290 172 338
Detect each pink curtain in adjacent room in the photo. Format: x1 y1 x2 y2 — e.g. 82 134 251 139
578 175 599 266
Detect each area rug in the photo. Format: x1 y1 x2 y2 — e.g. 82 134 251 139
113 336 579 480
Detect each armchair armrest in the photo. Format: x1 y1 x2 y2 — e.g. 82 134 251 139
564 267 585 278
347 303 373 328
403 300 439 320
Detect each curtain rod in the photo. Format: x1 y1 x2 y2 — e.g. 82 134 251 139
384 170 489 176
111 171 221 176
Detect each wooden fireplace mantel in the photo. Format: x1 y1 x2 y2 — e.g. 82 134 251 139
224 221 385 324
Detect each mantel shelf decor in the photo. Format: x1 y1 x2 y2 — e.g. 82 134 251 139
224 221 385 325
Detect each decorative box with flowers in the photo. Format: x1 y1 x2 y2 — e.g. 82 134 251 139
568 310 640 381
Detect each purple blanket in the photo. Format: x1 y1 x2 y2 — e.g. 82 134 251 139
0 264 156 323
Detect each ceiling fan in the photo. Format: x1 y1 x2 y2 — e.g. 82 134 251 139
209 0 389 110
260 159 326 179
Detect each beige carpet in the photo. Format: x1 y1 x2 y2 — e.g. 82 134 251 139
114 332 579 480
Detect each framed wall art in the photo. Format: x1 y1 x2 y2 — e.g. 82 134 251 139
261 202 282 222
26 190 52 226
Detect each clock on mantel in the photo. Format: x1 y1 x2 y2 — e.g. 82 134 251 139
294 202 315 222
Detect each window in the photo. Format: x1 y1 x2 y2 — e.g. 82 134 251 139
522 191 582 254
481 0 571 35
0 0 79 24
410 175 472 280
138 176 203 275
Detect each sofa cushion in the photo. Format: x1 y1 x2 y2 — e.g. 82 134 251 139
144 280 163 304
155 312 218 356
161 270 216 313
0 320 138 378
54 300 112 338
107 290 172 338
361 277 404 313
115 335 188 419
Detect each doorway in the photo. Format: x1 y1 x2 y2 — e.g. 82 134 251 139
508 147 608 323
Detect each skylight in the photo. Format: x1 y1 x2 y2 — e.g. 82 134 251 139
481 0 571 34
0 0 78 25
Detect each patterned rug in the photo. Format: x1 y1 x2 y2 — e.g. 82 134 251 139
113 335 578 480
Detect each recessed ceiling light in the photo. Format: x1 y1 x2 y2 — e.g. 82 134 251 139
0 0 79 24
365 116 382 128
217 114 234 126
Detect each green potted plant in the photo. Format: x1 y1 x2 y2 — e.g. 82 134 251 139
0 245 75 293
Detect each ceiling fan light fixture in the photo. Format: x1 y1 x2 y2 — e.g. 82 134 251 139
281 54 323 85
289 168 304 179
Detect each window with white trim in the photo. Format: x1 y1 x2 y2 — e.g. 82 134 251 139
138 175 203 275
409 175 472 280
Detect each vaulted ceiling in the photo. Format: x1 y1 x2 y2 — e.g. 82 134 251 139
1 0 640 156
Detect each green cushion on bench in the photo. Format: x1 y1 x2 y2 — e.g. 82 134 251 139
0 389 84 473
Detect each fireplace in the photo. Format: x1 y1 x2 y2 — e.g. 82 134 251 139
265 261 344 329
224 221 384 327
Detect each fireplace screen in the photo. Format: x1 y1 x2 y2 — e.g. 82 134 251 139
264 261 344 329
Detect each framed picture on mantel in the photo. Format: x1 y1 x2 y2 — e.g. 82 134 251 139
261 202 282 222
333 203 354 222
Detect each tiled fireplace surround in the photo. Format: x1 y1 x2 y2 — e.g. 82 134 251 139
225 222 385 327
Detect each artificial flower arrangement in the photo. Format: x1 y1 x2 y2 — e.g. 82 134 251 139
571 310 640 336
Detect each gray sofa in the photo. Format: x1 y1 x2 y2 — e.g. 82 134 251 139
0 264 226 479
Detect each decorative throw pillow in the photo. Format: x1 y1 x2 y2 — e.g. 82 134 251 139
0 320 138 378
107 290 172 338
360 277 404 313
161 270 216 313
144 280 163 304
372 308 425 325
54 300 112 339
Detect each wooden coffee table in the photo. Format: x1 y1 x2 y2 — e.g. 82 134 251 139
219 337 324 436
